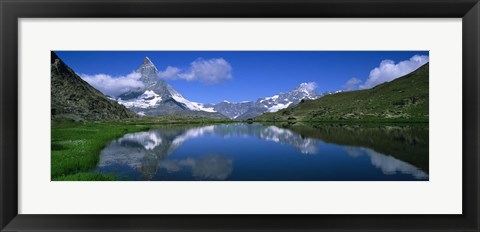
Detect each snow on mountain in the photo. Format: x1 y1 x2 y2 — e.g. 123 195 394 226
260 95 279 103
204 82 321 120
204 101 255 119
118 90 162 109
170 90 216 113
267 102 293 112
114 57 225 118
233 82 321 119
111 57 323 120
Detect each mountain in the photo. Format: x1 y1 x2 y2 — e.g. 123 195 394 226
255 63 429 122
115 57 226 119
206 82 321 120
204 101 255 119
113 57 320 120
51 52 135 121
238 82 321 119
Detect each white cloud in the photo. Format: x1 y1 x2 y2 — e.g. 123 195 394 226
79 71 144 97
343 77 362 91
158 66 181 79
359 55 429 89
158 58 233 84
300 82 317 92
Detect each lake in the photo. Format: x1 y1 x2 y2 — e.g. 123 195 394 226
93 123 429 181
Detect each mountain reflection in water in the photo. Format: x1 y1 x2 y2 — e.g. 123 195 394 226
94 123 428 181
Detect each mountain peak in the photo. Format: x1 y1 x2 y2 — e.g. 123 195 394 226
294 82 317 93
143 56 153 65
138 57 159 85
140 56 157 72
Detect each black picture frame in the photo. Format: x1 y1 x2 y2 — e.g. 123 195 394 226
1 0 479 231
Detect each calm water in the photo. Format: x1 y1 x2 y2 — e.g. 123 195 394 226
94 123 429 181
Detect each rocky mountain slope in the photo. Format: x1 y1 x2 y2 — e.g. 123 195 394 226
51 52 135 121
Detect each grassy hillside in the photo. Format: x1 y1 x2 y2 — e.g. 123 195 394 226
255 63 429 122
51 51 136 121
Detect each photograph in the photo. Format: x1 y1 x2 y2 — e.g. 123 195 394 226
51 51 429 181
3 0 478 230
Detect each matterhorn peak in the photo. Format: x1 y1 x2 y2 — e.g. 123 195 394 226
143 56 153 65
141 56 157 70
137 57 159 85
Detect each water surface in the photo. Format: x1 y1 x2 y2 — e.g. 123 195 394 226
94 123 428 181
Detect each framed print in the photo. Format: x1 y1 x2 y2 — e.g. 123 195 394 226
1 0 479 231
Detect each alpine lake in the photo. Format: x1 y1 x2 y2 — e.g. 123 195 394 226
91 122 429 181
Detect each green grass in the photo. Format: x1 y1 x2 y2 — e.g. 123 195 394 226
51 121 151 180
53 172 117 181
51 115 235 181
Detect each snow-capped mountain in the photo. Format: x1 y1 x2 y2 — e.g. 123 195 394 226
209 82 321 120
256 82 320 111
113 57 322 119
115 57 225 118
204 101 255 119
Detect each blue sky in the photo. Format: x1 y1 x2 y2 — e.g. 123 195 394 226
55 51 429 103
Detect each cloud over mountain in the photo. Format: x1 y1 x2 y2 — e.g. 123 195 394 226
343 77 362 91
158 58 232 84
79 71 144 97
298 82 317 92
359 55 429 89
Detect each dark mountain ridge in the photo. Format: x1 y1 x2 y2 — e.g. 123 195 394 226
51 52 136 121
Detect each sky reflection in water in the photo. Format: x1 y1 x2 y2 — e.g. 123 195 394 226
94 123 429 181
